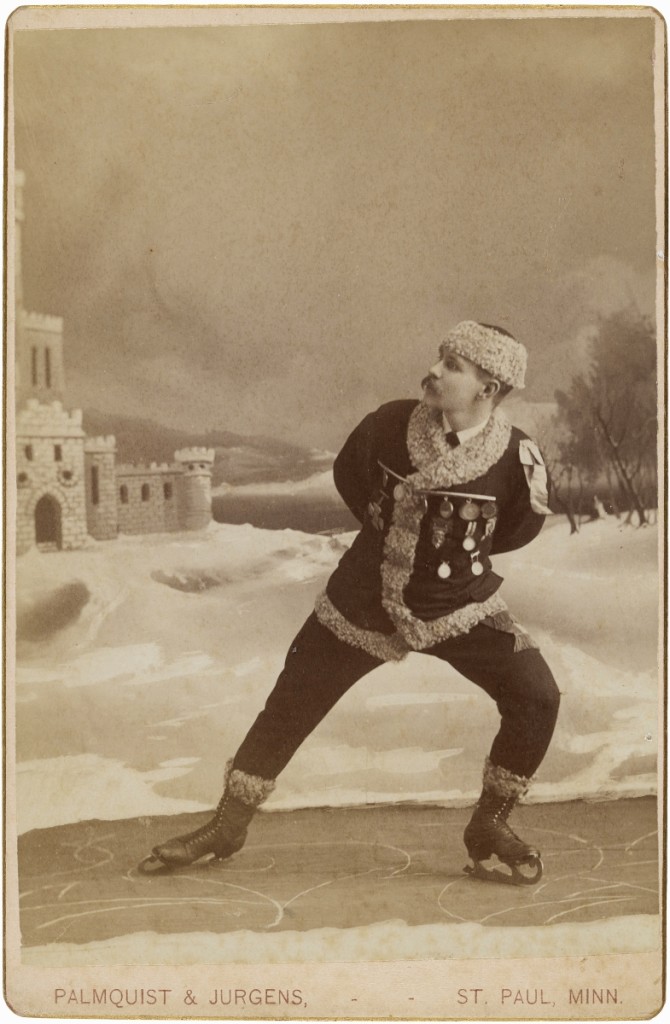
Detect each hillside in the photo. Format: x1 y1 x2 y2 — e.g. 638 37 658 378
81 409 333 485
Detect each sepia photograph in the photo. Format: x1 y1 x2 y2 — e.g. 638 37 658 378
4 5 665 1019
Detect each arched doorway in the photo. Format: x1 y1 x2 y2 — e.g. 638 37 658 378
34 494 62 551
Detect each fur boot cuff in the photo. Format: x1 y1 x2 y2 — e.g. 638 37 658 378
482 756 533 801
224 759 276 807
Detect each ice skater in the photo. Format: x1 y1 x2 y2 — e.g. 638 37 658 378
141 321 560 885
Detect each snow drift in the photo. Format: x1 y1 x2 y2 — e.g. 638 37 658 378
13 515 659 834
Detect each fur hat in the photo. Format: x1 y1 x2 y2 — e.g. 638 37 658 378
443 321 527 389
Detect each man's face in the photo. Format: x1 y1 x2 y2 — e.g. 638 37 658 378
421 346 486 415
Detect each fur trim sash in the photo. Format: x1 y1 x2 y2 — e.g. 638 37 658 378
315 590 509 662
314 592 409 661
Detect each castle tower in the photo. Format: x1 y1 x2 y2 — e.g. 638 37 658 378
16 400 88 553
174 448 215 530
84 436 118 540
17 311 66 407
15 172 66 408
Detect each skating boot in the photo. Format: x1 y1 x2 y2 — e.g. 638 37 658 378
463 759 542 886
138 761 275 873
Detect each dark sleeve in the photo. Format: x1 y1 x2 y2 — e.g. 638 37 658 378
490 450 548 555
332 411 378 524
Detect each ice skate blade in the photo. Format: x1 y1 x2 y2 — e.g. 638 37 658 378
137 851 233 875
464 855 543 886
137 854 173 875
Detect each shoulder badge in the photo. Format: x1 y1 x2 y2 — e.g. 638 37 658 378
519 439 552 515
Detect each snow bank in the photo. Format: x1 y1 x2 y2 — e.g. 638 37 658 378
213 469 336 499
14 516 659 832
22 915 660 966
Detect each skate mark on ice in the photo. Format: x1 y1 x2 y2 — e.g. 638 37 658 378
476 890 631 926
57 881 79 900
578 875 658 896
208 881 284 929
544 896 636 925
436 880 469 923
625 830 657 853
525 823 604 871
29 891 271 940
244 838 412 879
30 829 117 880
279 867 382 919
32 897 248 941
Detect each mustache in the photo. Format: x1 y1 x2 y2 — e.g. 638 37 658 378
421 374 438 390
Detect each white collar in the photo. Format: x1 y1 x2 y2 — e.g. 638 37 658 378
442 413 490 443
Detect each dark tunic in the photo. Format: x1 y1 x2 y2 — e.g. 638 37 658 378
315 399 549 659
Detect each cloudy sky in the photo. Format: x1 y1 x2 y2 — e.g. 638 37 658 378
11 11 659 448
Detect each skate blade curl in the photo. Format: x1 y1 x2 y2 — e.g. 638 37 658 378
464 855 543 886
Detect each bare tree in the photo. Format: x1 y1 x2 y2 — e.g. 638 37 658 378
553 309 657 527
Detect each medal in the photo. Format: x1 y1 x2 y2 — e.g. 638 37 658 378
481 501 497 520
470 553 484 576
462 521 477 551
439 498 454 519
484 519 496 539
437 561 452 579
459 499 479 521
367 502 384 531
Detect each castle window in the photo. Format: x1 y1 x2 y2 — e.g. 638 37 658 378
54 444 62 462
45 347 52 388
120 485 128 504
61 470 72 481
25 444 33 461
141 483 150 502
31 347 38 386
17 472 28 485
163 482 173 500
188 464 194 471
91 465 99 506
199 463 206 470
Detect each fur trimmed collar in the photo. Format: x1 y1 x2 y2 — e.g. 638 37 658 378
406 400 511 489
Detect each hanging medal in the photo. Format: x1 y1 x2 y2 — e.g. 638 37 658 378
439 497 454 519
484 517 496 540
367 501 384 531
481 501 497 520
431 520 447 548
462 521 477 551
470 552 484 576
437 561 451 579
459 498 480 522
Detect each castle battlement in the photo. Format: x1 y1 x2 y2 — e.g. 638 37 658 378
84 435 117 453
22 310 64 334
174 447 215 464
17 400 85 437
116 462 176 477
